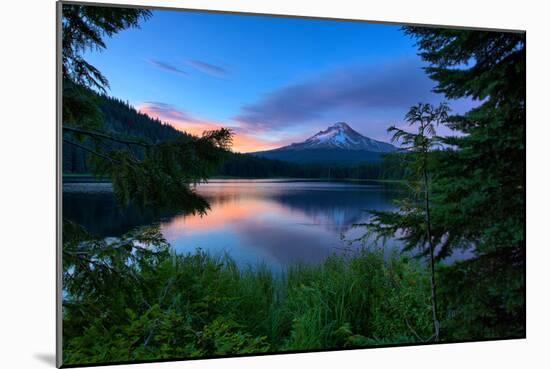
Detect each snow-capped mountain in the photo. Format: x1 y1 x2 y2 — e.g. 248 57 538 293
284 122 395 152
251 122 396 165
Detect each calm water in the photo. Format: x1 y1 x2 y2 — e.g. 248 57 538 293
63 179 405 269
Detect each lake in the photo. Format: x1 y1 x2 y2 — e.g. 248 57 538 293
63 179 408 270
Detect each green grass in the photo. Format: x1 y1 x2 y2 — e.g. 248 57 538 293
60 187 526 366
62 221 525 366
63 245 433 365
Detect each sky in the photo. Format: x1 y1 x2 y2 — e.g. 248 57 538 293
84 8 475 153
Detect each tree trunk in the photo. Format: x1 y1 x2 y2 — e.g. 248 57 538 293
423 161 440 342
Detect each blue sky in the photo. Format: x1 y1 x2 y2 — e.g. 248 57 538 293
84 8 473 152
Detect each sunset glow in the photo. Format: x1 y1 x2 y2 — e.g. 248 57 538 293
84 9 474 153
137 102 294 152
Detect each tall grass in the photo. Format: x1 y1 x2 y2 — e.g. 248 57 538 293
63 247 433 364
277 250 433 350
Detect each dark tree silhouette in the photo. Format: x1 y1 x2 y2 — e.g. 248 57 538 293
361 102 449 342
61 4 232 209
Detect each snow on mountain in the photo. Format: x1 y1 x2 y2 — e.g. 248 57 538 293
282 122 395 152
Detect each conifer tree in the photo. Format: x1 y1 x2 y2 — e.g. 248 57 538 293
360 27 525 339
364 102 449 341
402 27 525 259
402 26 526 338
61 4 232 210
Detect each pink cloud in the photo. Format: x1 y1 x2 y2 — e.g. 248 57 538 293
136 101 291 153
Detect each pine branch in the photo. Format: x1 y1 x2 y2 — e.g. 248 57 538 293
63 125 151 147
63 138 122 164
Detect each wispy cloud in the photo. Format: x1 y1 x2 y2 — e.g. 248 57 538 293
138 101 198 123
187 59 230 77
137 102 214 137
147 59 187 76
234 58 439 130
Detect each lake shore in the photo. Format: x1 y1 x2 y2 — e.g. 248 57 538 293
63 173 405 185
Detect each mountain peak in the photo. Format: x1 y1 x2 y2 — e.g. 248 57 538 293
290 122 395 152
331 122 351 129
251 122 397 164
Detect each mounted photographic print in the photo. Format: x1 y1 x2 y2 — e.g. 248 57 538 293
57 1 526 367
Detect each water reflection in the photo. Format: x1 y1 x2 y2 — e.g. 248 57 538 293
63 180 402 269
63 182 179 236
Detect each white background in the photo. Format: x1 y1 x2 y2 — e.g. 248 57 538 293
0 0 548 368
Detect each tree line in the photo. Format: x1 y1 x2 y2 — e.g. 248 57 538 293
63 92 407 180
218 152 407 180
63 94 184 173
62 3 232 210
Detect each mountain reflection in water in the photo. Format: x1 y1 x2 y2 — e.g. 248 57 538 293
63 180 403 269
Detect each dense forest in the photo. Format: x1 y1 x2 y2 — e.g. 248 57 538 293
218 152 407 179
63 92 406 180
63 94 184 173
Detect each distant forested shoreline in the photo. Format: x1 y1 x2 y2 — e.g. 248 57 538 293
63 92 407 181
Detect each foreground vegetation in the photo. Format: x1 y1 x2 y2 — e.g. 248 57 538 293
62 225 523 366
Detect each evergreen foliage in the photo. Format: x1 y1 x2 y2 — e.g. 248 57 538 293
64 99 407 180
403 27 526 258
63 93 183 173
217 152 406 180
359 27 526 339
61 5 233 209
62 4 151 91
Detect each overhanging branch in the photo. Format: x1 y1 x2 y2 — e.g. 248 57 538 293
63 125 151 148
63 138 122 165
